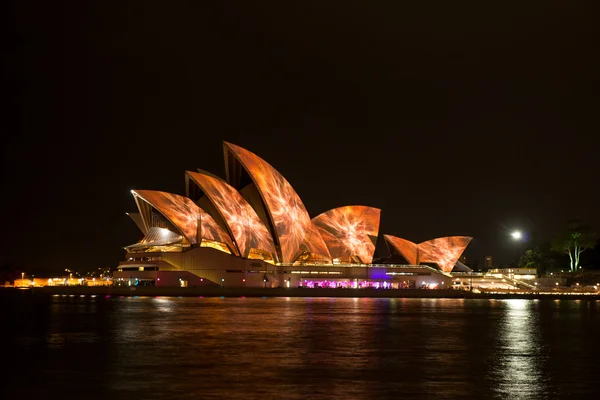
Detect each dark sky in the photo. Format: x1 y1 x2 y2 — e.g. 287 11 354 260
5 1 599 273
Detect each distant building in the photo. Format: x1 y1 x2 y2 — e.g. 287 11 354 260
488 268 537 280
485 256 493 269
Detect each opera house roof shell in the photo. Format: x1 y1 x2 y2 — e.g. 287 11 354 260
312 206 381 264
185 170 276 259
384 235 473 273
126 142 472 271
223 142 330 263
130 190 236 254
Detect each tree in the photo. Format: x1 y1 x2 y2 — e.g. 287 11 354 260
551 220 598 272
519 248 540 269
0 263 23 285
518 242 561 276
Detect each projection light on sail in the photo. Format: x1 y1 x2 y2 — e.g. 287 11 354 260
223 142 330 263
384 235 472 272
131 190 236 254
186 171 277 261
312 206 381 264
383 235 418 265
417 236 472 273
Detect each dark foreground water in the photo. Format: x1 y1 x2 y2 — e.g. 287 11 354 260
1 292 600 399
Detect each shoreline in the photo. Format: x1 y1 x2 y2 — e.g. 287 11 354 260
2 286 600 300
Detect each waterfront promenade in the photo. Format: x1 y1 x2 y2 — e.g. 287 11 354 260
2 286 600 300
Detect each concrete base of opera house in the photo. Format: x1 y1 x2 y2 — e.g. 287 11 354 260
116 247 453 290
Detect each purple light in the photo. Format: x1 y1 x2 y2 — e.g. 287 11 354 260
370 268 389 280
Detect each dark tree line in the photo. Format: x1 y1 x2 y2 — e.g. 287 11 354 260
0 263 24 285
518 220 599 274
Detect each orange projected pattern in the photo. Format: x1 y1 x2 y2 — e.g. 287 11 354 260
224 142 330 263
313 206 381 264
132 190 235 252
292 223 335 263
418 236 472 273
186 171 276 258
384 235 418 265
384 235 472 272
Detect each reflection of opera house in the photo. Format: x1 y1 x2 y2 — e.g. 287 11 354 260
115 142 472 289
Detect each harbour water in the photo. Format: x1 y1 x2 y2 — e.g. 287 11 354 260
2 292 599 399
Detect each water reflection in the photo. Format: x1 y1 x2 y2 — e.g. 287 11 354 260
2 295 600 399
490 299 549 399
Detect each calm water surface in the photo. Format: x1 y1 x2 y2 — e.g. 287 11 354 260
2 292 600 399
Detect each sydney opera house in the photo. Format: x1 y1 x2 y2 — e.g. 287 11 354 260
115 142 472 289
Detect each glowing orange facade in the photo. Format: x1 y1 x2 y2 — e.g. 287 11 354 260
131 190 236 253
383 235 418 265
312 206 381 264
223 142 330 263
185 171 277 259
124 142 474 271
384 235 472 272
418 236 472 273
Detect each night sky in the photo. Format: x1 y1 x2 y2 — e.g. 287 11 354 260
5 1 599 274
